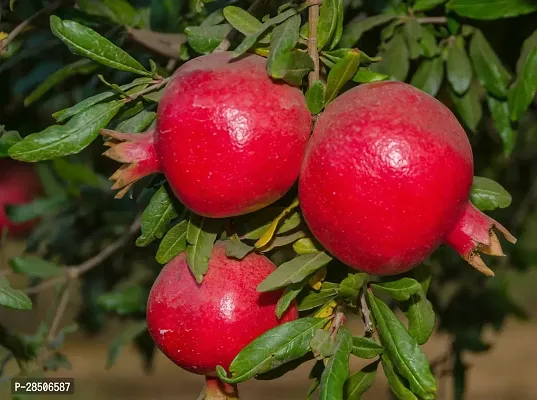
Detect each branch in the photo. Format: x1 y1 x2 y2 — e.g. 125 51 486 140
123 78 170 103
416 16 448 24
360 285 373 336
0 0 64 53
127 28 186 59
307 2 320 87
25 216 142 294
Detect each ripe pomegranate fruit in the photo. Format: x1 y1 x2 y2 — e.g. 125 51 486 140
146 242 298 397
299 81 516 276
0 159 42 236
102 52 311 218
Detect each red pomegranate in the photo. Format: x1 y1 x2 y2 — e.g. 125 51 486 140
146 242 298 394
0 159 42 236
102 52 311 218
299 81 515 276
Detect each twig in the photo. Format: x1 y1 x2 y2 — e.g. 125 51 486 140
360 285 373 336
127 28 186 59
0 0 64 53
46 280 74 341
416 16 448 24
328 306 346 339
123 79 170 103
307 1 320 87
25 216 142 294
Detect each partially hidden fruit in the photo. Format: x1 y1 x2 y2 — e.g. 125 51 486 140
299 81 516 276
0 159 42 236
102 52 311 218
146 241 298 377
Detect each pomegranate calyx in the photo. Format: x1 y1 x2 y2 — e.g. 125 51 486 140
100 129 161 198
445 202 516 277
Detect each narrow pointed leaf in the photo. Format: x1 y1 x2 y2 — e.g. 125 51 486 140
155 220 188 264
217 318 329 383
268 50 314 86
353 68 389 83
185 24 232 54
257 252 333 292
0 276 32 310
371 278 422 301
117 110 156 133
487 96 516 157
339 273 367 300
327 0 344 50
447 0 537 20
413 0 446 12
9 256 63 278
340 14 396 48
136 186 178 247
310 328 336 360
449 83 482 131
317 0 338 50
50 16 150 76
276 281 306 318
516 29 537 76
351 336 384 359
368 292 436 399
470 176 512 211
305 80 325 114
509 46 537 121
446 43 472 94
267 14 301 76
225 237 254 260
344 360 379 399
0 129 21 157
319 327 353 400
223 6 269 44
381 354 418 400
372 32 409 81
410 57 444 96
400 291 435 345
293 238 321 255
325 49 360 103
255 200 299 247
299 282 339 311
9 102 123 162
186 214 220 283
5 196 68 222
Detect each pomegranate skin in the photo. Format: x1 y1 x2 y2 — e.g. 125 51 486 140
0 159 42 236
155 52 311 217
146 242 298 375
299 81 474 275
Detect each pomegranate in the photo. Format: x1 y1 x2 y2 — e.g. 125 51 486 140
102 52 311 218
0 159 42 236
299 81 515 276
146 242 298 397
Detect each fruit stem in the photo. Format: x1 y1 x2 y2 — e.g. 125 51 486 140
307 0 320 87
201 377 239 400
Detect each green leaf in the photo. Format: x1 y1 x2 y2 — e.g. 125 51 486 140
240 207 301 240
470 176 512 211
293 238 321 255
351 336 384 359
185 24 232 54
420 28 440 58
186 214 220 283
0 276 32 310
487 96 516 157
276 281 306 319
400 291 435 345
509 46 537 121
410 57 444 96
151 0 183 31
155 220 188 264
372 32 409 81
446 42 473 95
317 0 338 50
0 128 21 157
325 49 360 104
107 321 147 368
353 68 389 83
469 30 511 98
305 80 325 115
9 256 63 278
371 278 422 301
449 83 482 132
136 186 179 247
340 14 397 48
232 9 297 58
310 328 336 360
381 354 418 400
410 264 432 294
339 273 367 300
50 16 150 76
403 19 422 60
9 101 123 162
217 317 328 383
319 327 353 400
516 29 537 76
259 231 306 253
268 50 314 86
116 110 156 133
299 282 339 311
257 252 333 292
24 59 98 107
267 14 301 77
447 0 537 20
327 0 344 50
344 360 379 399
52 159 103 190
78 0 143 28
225 237 254 260
98 286 146 315
223 6 266 41
368 292 436 399
413 0 446 12
52 78 153 122
5 196 68 222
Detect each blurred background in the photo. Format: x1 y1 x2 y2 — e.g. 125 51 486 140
1 0 537 399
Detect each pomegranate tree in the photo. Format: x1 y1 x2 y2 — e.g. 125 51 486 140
101 52 311 218
299 81 516 277
146 242 297 398
0 159 41 236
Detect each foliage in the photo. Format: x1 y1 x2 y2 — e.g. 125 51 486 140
0 0 536 399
